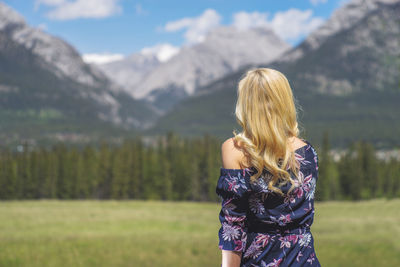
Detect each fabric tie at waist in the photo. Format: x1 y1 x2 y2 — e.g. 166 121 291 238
247 224 311 235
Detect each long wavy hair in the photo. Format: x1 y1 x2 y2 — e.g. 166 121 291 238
233 68 301 196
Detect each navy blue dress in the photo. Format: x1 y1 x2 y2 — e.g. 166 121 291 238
216 140 321 266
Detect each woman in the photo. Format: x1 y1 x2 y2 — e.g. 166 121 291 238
216 68 321 267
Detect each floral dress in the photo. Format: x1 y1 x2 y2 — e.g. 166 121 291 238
216 140 321 267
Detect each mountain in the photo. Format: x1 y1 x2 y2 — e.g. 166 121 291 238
280 0 399 62
0 3 157 145
96 53 161 97
99 26 290 112
147 0 400 148
276 0 400 96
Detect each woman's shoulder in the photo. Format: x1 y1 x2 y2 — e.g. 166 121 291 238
221 137 250 170
221 137 318 172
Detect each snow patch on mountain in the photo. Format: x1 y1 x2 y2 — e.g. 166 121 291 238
99 25 290 101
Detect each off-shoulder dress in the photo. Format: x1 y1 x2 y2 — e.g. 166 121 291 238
216 140 321 267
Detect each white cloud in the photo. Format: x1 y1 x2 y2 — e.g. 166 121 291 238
82 53 124 64
233 11 269 30
310 0 328 6
35 0 122 20
232 9 324 44
141 43 180 62
164 9 221 44
269 9 324 43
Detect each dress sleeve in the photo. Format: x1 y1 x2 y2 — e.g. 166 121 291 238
216 168 251 252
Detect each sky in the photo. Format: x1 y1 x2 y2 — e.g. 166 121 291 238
3 0 349 64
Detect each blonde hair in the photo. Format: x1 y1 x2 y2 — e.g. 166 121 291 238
233 68 301 196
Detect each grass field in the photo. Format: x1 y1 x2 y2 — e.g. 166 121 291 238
0 199 399 267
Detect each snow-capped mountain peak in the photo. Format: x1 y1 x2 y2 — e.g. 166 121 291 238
99 25 290 106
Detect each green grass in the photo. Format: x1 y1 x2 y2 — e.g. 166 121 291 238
0 199 399 267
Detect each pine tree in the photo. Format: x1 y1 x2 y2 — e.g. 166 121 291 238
317 132 341 201
0 149 17 199
97 141 113 199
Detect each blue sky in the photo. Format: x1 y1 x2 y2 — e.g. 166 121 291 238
3 0 348 63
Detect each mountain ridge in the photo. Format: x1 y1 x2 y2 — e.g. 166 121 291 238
280 0 400 62
97 25 290 113
146 0 400 148
0 2 158 145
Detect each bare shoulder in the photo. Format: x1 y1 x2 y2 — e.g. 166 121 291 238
221 137 249 169
288 136 308 151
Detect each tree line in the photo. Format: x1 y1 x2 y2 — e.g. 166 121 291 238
0 132 399 201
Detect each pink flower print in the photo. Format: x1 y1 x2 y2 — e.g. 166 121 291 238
234 239 244 251
222 198 236 213
244 240 263 259
295 153 311 166
307 252 316 264
278 214 291 226
255 233 273 247
294 152 303 161
284 194 295 204
296 251 303 262
221 222 240 241
293 186 304 199
227 180 240 192
265 258 282 267
287 234 299 244
226 173 247 193
224 214 246 225
279 236 291 249
303 174 312 185
243 168 253 177
223 197 233 206
249 195 266 214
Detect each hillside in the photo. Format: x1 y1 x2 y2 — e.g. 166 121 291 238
0 3 157 146
147 0 400 148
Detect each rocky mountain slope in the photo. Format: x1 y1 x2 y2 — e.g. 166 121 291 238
280 0 399 62
277 0 400 96
99 26 290 112
147 0 400 148
97 53 161 98
0 3 157 145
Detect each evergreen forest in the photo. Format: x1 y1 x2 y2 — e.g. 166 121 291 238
0 133 399 201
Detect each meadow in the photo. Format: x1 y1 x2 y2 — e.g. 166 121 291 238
0 199 399 267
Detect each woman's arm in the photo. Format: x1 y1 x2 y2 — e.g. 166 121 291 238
221 250 242 267
220 138 246 267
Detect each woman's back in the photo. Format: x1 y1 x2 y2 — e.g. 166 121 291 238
216 139 321 266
